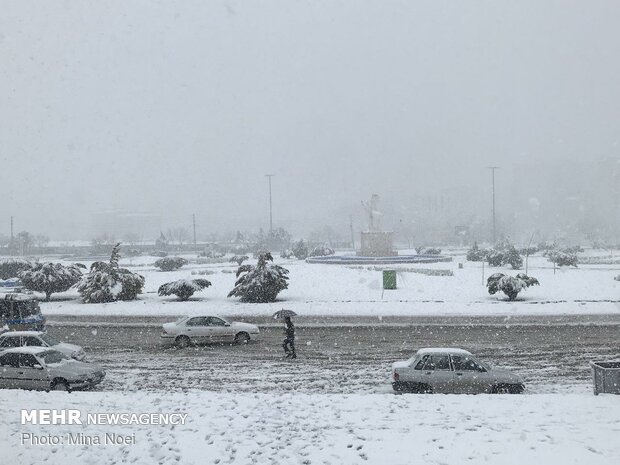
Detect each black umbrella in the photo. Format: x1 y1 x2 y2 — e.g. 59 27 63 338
273 309 297 319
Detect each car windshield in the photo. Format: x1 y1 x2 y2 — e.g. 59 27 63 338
39 334 60 346
39 350 70 365
175 316 189 324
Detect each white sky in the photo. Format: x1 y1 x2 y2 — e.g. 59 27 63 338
1 1 619 239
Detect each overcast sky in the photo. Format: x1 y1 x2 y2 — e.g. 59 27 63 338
1 1 619 240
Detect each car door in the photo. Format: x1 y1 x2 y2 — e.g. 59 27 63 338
0 353 22 389
420 354 453 393
206 317 233 342
450 354 492 393
18 354 49 390
184 317 212 343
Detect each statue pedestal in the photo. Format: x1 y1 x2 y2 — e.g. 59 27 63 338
358 231 397 257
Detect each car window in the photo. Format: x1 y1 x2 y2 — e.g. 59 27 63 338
23 337 43 347
422 354 451 371
0 336 20 348
0 301 11 319
40 334 60 346
19 354 40 368
452 355 486 372
414 355 429 370
0 353 20 367
186 317 207 326
40 351 69 365
206 317 226 326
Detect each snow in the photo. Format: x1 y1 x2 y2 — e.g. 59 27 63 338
2 390 619 465
33 252 619 317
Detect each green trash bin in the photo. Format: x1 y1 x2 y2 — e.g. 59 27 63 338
383 270 397 290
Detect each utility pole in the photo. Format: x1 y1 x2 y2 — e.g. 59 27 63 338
349 215 355 251
10 216 13 241
488 166 500 243
192 214 197 252
265 174 274 234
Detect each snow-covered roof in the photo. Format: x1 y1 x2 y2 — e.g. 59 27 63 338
416 348 472 356
0 346 50 355
0 331 44 337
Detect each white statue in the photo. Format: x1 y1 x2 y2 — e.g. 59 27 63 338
361 194 383 231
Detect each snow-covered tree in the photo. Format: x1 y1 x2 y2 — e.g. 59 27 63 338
230 255 249 266
158 279 212 301
292 239 308 260
77 243 145 303
154 256 188 271
228 252 289 303
466 243 488 262
487 273 539 301
503 246 523 270
19 262 83 301
280 249 293 259
544 249 578 267
0 258 32 280
308 244 335 257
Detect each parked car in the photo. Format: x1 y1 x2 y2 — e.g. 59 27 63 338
0 331 85 360
392 348 525 394
0 347 105 392
0 293 46 332
161 316 260 347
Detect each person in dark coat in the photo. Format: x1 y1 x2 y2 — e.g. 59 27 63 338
282 316 296 359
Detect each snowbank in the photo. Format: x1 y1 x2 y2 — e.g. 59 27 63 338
2 390 619 465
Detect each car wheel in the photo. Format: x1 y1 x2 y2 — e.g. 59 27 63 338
234 332 250 344
51 379 71 393
415 383 433 394
492 383 524 394
175 335 191 348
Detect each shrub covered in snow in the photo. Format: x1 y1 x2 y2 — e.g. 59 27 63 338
486 250 504 267
77 243 145 303
154 256 188 271
487 273 540 301
544 249 578 267
228 252 289 303
415 246 441 255
466 243 488 262
503 246 523 270
292 240 308 260
615 275 620 282
158 279 212 301
0 258 32 280
19 262 83 301
280 249 294 259
229 255 249 266
308 245 335 258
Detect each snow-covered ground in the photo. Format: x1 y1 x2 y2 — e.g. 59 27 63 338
3 251 619 464
2 390 619 465
34 251 620 317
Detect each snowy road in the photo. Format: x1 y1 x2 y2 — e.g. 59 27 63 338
46 315 620 394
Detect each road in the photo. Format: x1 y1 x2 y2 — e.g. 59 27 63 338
46 315 620 394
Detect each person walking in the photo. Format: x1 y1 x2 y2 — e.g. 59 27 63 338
282 316 296 359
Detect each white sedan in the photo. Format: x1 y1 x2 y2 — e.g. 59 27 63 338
161 316 260 347
0 331 86 361
392 348 525 394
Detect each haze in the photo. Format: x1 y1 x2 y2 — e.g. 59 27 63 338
1 1 619 244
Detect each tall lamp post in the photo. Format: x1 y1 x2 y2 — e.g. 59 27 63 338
488 166 499 243
265 174 274 234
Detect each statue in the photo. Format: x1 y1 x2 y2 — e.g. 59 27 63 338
361 194 382 231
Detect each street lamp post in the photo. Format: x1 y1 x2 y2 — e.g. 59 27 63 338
488 166 499 243
265 174 274 234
